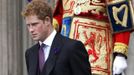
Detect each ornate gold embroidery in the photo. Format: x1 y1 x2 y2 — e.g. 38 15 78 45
112 4 128 27
53 18 59 31
114 42 128 56
69 17 112 75
74 0 106 15
109 0 124 4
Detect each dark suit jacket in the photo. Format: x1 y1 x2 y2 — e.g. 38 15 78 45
25 33 92 75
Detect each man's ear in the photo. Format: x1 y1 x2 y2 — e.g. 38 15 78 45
45 16 51 25
44 16 51 26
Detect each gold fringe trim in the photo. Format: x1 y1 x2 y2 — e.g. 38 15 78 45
114 42 128 56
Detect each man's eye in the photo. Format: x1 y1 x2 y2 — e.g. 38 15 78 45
32 23 38 26
27 24 30 27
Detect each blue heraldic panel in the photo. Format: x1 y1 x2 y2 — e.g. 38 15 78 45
61 17 72 37
107 1 133 33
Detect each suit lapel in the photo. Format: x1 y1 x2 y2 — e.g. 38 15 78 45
42 33 64 75
29 43 40 75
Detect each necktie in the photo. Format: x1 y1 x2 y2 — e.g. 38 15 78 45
39 43 46 71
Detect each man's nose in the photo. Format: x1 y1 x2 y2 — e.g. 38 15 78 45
29 26 34 33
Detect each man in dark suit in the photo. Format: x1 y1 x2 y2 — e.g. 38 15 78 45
21 0 92 75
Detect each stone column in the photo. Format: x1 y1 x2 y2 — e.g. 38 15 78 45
0 0 23 75
126 32 134 75
126 0 134 74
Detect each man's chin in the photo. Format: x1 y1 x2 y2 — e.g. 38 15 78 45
32 38 39 41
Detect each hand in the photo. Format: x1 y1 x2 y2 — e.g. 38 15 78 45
113 56 127 75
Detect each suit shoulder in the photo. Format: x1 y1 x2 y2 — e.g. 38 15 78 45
25 43 39 54
60 34 83 46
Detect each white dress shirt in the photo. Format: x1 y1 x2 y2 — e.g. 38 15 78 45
39 29 57 62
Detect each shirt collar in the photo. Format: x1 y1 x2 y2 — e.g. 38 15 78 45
39 29 57 46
